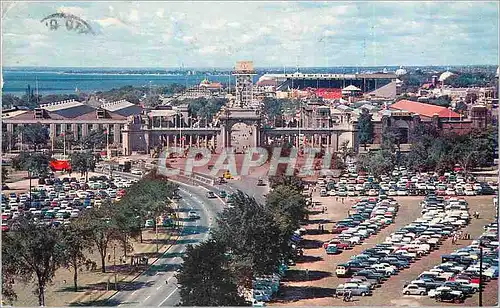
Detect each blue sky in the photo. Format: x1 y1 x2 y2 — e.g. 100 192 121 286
2 1 499 68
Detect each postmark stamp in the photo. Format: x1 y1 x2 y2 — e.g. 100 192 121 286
40 12 95 35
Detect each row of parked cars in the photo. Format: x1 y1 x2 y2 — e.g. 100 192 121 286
403 220 498 304
333 195 471 298
318 168 496 198
322 197 398 254
1 175 136 231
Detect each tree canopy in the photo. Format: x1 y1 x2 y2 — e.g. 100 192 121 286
2 217 65 306
15 123 50 151
212 191 288 286
177 240 247 306
12 152 51 176
357 109 374 150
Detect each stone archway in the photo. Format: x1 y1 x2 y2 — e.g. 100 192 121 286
393 120 410 144
229 122 254 153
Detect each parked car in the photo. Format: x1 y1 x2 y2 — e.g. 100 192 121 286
402 284 427 296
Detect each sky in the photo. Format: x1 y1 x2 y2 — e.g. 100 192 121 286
2 1 499 68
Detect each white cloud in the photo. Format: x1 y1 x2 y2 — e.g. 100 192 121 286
1 1 498 67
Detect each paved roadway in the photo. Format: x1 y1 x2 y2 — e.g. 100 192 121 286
105 170 268 306
104 173 224 306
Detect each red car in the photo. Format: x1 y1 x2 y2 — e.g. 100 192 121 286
331 225 348 234
323 239 351 250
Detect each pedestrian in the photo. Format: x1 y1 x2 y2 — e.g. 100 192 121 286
305 268 309 280
107 253 111 262
324 206 327 213
452 236 456 245
318 224 321 231
336 196 339 202
322 207 325 214
341 198 344 204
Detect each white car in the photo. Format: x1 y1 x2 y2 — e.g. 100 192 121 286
388 189 397 196
397 189 408 196
370 263 397 275
403 284 427 296
188 211 200 219
445 188 456 196
465 189 476 196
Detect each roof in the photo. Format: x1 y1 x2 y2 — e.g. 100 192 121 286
148 110 177 117
101 100 142 117
2 110 29 119
342 85 361 91
39 99 98 118
40 100 83 112
390 100 461 118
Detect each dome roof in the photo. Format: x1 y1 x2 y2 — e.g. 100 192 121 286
395 68 407 76
438 71 455 82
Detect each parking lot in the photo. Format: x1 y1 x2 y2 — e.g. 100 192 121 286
274 194 498 306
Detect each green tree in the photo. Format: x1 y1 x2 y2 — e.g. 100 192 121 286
213 191 285 286
80 128 107 150
59 224 93 292
70 151 96 180
177 240 248 306
268 174 304 191
2 94 24 108
16 123 49 151
266 185 307 240
357 109 373 150
74 202 120 273
12 152 50 177
2 166 9 183
357 150 395 178
339 140 355 163
117 178 177 243
2 217 64 306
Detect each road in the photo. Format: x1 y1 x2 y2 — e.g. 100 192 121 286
105 170 268 306
103 174 223 306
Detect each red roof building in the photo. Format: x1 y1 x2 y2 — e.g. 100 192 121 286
390 100 461 119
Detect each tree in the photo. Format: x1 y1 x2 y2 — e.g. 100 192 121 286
70 151 96 180
213 191 285 286
74 202 120 273
2 94 24 108
2 166 9 183
80 128 106 150
59 224 93 291
2 217 64 306
266 185 307 240
268 174 304 191
357 150 395 178
177 240 248 306
339 140 355 163
357 109 373 150
16 123 49 151
116 178 177 243
12 152 50 177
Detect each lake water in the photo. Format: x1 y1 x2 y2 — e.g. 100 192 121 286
2 66 404 96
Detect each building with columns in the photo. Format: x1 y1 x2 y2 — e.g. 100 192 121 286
2 100 135 153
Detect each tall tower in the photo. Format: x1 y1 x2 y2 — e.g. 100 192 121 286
232 61 257 108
